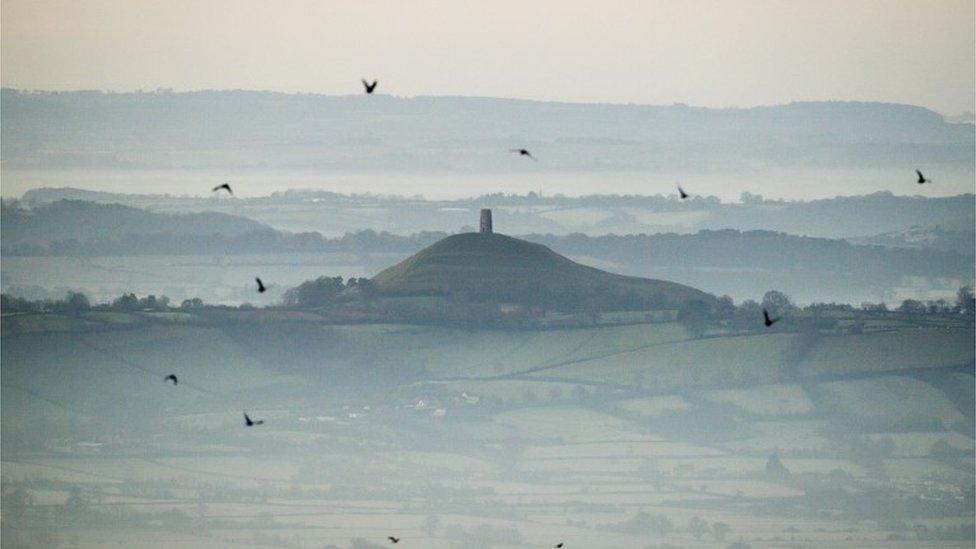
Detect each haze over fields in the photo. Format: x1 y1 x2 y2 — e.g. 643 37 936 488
2 1 975 548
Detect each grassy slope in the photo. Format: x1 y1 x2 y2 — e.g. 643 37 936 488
372 232 714 309
801 328 975 375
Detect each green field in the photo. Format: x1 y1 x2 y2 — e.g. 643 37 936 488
1 311 973 548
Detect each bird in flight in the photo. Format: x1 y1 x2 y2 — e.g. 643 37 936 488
362 79 378 94
555 544 564 548
678 185 689 200
243 412 264 426
510 148 536 160
164 374 178 385
763 309 780 327
387 536 400 544
212 183 233 195
916 169 931 184
255 277 267 293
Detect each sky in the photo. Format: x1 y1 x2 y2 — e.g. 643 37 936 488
2 0 974 115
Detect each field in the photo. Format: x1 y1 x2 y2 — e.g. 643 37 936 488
1 311 974 548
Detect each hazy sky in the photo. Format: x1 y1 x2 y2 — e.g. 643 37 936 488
2 0 974 114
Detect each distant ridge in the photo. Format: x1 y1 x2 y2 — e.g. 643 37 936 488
2 89 971 171
372 232 714 311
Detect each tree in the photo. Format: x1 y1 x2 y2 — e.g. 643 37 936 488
63 291 91 315
898 299 926 315
688 516 708 540
712 522 731 542
283 276 346 308
0 293 36 313
678 299 712 339
181 297 204 310
111 292 140 311
357 278 379 298
715 295 736 320
861 302 888 313
762 290 793 313
139 294 169 311
957 286 975 314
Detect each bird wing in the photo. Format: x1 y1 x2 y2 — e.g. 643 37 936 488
916 169 924 179
763 309 771 323
243 412 251 423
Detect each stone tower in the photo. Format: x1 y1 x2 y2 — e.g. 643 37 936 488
479 209 493 233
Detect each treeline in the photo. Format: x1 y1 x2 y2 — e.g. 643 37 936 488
5 286 971 334
1 292 177 314
677 288 975 338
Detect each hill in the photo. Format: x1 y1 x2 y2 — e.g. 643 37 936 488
0 199 273 250
2 89 972 173
372 231 714 311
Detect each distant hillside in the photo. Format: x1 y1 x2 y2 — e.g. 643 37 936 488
1 197 970 304
849 222 975 256
17 187 975 242
373 232 714 311
0 199 271 248
2 89 972 172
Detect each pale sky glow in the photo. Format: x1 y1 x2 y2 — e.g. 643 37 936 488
2 0 974 114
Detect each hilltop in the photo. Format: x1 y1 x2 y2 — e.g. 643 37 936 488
372 231 713 311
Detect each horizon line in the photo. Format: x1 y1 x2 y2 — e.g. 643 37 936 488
3 86 968 117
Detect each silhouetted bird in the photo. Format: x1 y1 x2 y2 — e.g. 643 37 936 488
362 79 378 94
678 185 689 200
388 536 400 544
510 148 536 160
212 183 233 195
243 412 264 427
763 309 780 327
255 277 267 293
916 169 931 184
556 544 564 548
164 374 178 385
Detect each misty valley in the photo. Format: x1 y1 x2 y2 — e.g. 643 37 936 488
1 193 974 548
1 88 974 549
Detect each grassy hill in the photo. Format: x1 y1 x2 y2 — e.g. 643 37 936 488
372 232 714 311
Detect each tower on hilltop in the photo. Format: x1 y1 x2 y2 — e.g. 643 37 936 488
479 209 493 234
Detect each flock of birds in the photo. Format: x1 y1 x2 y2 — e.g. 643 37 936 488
172 78 936 546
